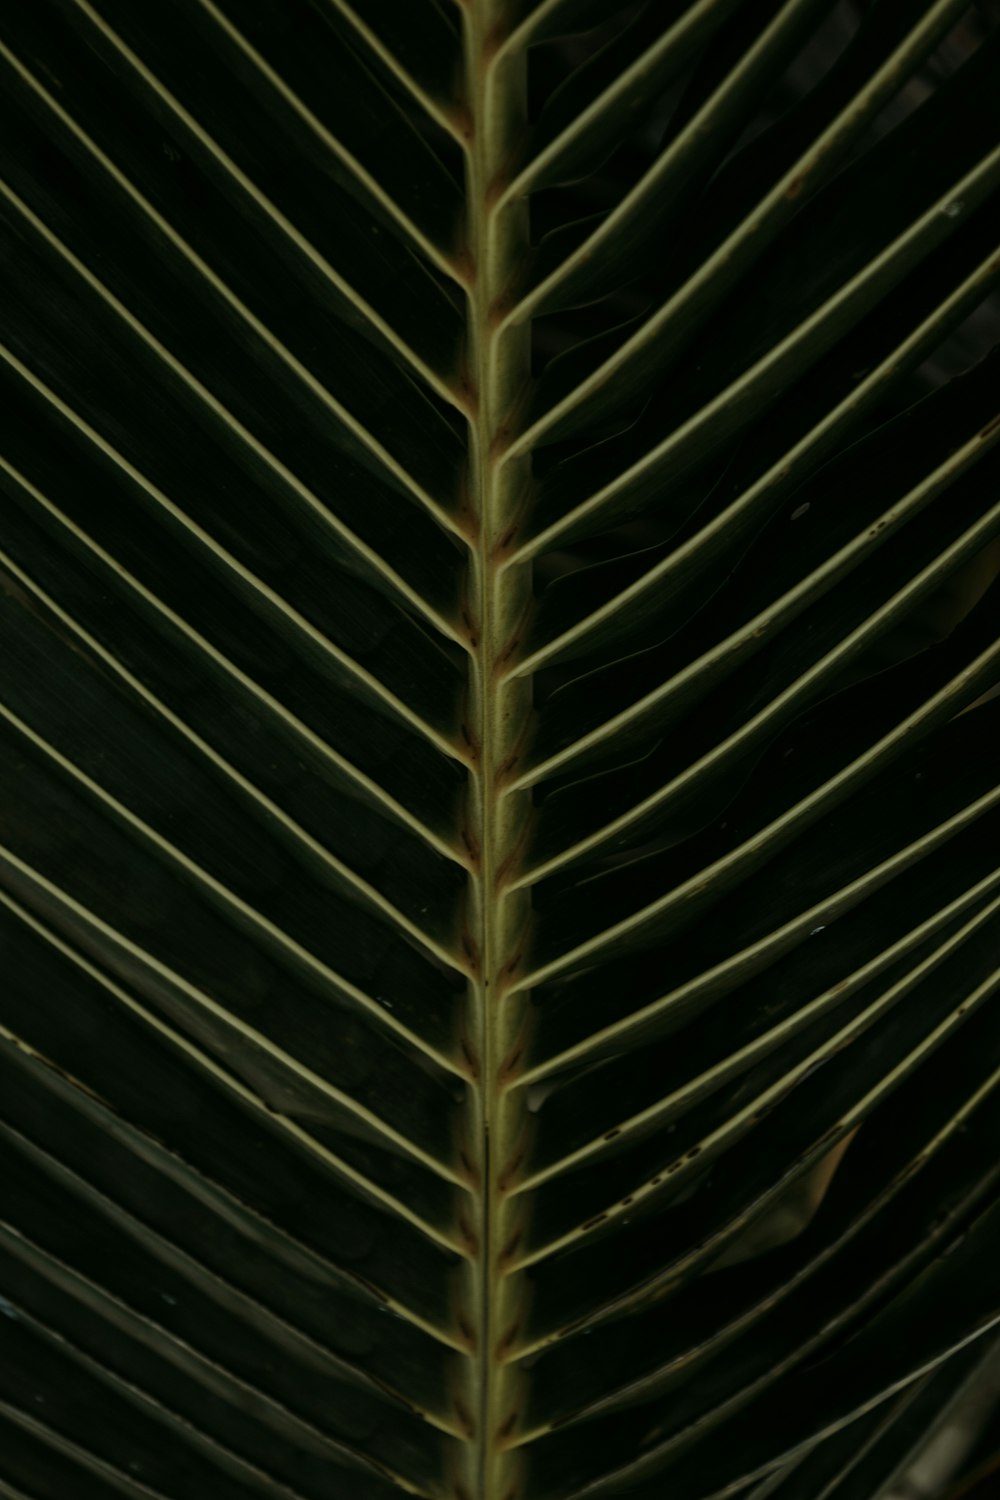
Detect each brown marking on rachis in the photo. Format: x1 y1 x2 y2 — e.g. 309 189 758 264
497 1145 526 1192
485 171 509 210
495 833 529 886
488 298 512 331
453 1396 475 1435
454 374 479 419
455 504 480 544
458 1148 479 1186
498 1230 523 1265
453 246 476 288
498 1044 525 1084
460 607 480 648
489 432 512 464
500 948 524 979
493 635 523 678
496 1321 522 1359
449 103 474 142
456 1311 475 1347
461 929 480 970
496 1410 519 1443
457 1214 480 1255
481 22 505 64
460 1037 480 1079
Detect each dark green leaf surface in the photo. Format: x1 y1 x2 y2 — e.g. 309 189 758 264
2 2 1000 1498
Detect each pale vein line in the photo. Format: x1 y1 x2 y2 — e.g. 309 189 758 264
0 343 467 767
505 0 826 327
494 0 741 211
0 177 466 650
0 1477 34 1500
0 1214 459 1464
510 981 1000 1360
0 41 467 542
553 1082 1000 1500
27 1283 438 1499
505 140 1000 563
513 631 1000 996
506 782 1000 1083
321 0 465 141
0 636 467 1002
495 0 629 67
506 241 1000 674
513 1140 992 1436
76 0 464 292
0 809 466 1183
0 835 465 1086
510 960 1000 1275
0 458 466 869
187 0 463 287
0 543 466 972
516 859 1000 1087
0 1299 352 1500
0 966 467 1354
507 414 1000 807
0 1397 172 1500
513 480 1000 885
513 881 1000 1191
0 919 460 1260
499 0 970 466
0 885 466 1212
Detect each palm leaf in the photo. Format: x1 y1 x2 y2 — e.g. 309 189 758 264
2 1 1000 1498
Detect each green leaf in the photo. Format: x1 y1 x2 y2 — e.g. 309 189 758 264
2 2 1000 1498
